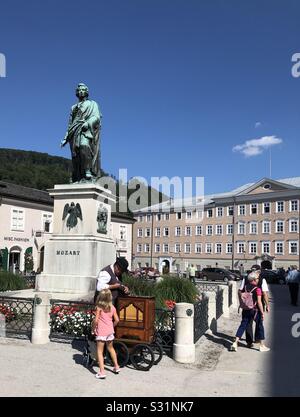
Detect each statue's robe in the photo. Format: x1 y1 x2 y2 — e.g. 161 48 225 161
65 99 101 181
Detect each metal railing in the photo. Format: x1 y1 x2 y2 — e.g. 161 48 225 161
24 274 36 289
194 296 209 343
49 299 95 341
228 283 233 306
196 281 221 294
0 296 34 339
154 308 175 352
216 288 224 319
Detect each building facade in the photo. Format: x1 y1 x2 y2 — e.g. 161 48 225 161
132 177 300 273
0 181 134 273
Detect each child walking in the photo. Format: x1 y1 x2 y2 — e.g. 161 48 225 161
92 289 120 379
231 271 270 352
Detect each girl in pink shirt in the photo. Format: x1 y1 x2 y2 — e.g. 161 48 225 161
92 289 120 379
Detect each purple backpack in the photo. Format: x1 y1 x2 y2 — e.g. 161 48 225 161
239 286 257 310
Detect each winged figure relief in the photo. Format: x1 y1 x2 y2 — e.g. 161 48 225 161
62 202 83 230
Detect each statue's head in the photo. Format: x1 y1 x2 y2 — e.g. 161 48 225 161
76 83 89 99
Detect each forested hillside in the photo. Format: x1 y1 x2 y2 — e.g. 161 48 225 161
0 149 167 211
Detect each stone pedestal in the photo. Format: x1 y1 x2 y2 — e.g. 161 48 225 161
36 183 116 294
173 303 195 363
204 292 217 333
31 293 51 344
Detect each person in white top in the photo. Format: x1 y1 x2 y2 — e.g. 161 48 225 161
239 265 270 348
94 257 130 304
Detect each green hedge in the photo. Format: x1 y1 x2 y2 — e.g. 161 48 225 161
122 274 198 309
0 272 27 292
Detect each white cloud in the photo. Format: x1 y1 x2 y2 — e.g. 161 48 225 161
255 122 262 128
233 136 283 158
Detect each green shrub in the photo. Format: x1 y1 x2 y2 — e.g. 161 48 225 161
154 275 198 308
0 272 27 292
122 274 198 309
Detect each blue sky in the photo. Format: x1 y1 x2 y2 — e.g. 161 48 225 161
0 0 300 196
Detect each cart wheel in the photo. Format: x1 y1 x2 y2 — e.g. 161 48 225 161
130 344 154 371
83 352 94 368
106 341 129 368
150 341 163 365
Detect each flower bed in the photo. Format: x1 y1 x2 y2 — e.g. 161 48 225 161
0 303 17 322
50 304 95 337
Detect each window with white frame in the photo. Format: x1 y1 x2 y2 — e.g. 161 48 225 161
175 243 181 253
276 220 284 233
290 200 299 212
197 210 204 220
163 243 169 253
137 244 142 253
226 224 233 235
163 227 169 237
207 209 213 218
215 243 222 254
185 243 191 253
155 227 161 237
289 219 299 233
227 206 234 216
249 242 257 255
238 205 246 216
195 243 202 253
289 241 298 255
144 244 150 253
250 222 258 234
120 225 126 240
217 207 223 217
175 226 181 236
238 222 245 235
275 241 284 255
195 225 202 236
205 243 212 254
11 209 24 231
176 212 182 220
226 243 233 254
155 244 160 253
146 214 151 222
186 211 192 220
42 213 53 233
263 202 270 214
206 225 213 236
216 225 223 235
156 214 162 221
164 213 170 221
137 228 143 238
185 226 192 236
237 242 246 254
145 228 151 237
262 242 270 254
276 201 284 213
138 215 143 222
262 221 271 234
251 204 257 215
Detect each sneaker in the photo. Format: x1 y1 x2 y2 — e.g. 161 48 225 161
113 367 121 374
247 343 254 349
231 341 238 352
259 345 270 352
95 373 106 379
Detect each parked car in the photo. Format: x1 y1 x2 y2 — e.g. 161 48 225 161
199 268 236 282
228 269 242 280
261 269 286 285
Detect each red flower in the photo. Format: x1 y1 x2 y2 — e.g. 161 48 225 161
164 300 176 310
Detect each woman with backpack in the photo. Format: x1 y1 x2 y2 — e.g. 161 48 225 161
231 271 270 352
